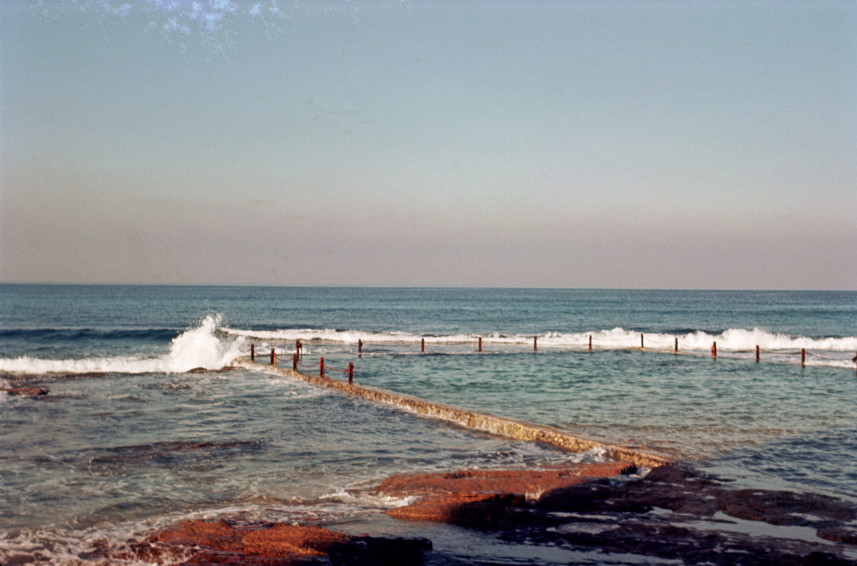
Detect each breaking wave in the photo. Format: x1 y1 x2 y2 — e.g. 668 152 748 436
0 315 244 376
223 326 857 352
222 326 857 368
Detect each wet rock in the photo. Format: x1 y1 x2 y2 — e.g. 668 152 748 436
539 463 857 527
56 372 108 379
0 385 49 397
121 463 857 565
131 519 349 564
819 528 857 545
327 536 432 566
531 464 857 565
378 462 632 524
129 519 432 565
380 463 857 565
377 462 634 497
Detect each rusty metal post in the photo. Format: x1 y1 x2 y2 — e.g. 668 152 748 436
421 338 425 354
674 337 678 353
271 348 276 366
801 348 806 366
756 345 760 363
293 352 298 371
640 333 644 349
348 362 354 384
320 357 325 378
589 335 592 351
711 342 717 358
478 337 482 353
533 336 538 352
250 344 255 361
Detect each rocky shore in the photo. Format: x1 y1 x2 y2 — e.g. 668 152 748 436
116 461 856 565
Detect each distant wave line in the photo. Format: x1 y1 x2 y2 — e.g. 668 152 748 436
222 327 857 352
3 318 855 377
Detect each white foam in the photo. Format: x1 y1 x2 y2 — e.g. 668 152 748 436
224 326 857 353
676 328 857 352
0 514 193 566
319 488 419 509
224 327 433 344
226 325 857 370
0 315 244 376
8 321 853 375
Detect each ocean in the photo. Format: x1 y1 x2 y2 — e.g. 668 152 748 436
1 285 856 564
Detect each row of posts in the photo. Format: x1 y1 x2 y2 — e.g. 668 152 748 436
252 338 843 373
641 335 808 366
250 343 354 383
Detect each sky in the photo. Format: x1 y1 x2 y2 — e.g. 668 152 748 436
0 0 855 289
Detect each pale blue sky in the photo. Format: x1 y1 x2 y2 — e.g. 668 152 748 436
1 0 855 288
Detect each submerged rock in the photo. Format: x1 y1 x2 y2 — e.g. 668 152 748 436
0 385 49 397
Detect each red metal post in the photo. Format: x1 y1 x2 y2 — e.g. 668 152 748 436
533 336 538 352
293 352 298 371
348 362 354 384
756 345 760 362
801 348 806 366
589 335 592 351
421 338 425 354
320 357 325 378
711 342 717 358
478 337 482 353
640 333 644 349
674 337 678 353
271 348 276 366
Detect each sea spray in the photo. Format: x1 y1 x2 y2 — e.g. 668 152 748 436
0 314 243 375
165 314 245 371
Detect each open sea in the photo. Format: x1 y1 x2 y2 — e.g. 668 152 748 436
1 285 856 564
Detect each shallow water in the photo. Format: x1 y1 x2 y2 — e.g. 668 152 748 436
1 285 856 563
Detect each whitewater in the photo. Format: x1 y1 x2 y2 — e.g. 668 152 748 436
0 315 245 375
1 285 856 565
221 324 857 367
4 318 856 376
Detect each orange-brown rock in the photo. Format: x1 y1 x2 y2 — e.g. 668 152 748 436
377 461 634 524
142 519 350 564
1 385 49 397
130 519 432 565
118 464 857 565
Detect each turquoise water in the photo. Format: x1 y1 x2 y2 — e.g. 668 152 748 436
1 285 856 563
